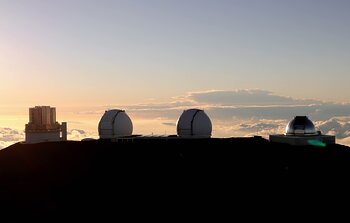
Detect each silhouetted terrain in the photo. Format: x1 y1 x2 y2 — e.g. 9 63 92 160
0 138 349 220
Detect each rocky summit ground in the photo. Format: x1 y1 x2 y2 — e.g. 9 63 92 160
0 138 349 220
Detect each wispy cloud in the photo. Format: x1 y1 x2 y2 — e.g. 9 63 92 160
110 89 350 123
162 122 176 127
185 89 317 106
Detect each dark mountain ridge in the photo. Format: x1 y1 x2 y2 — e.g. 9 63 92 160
0 138 349 219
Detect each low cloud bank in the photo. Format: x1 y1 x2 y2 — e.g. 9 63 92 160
2 89 350 147
67 129 91 141
0 127 24 149
0 127 95 149
317 117 350 145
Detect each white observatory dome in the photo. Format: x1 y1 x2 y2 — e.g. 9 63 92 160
285 116 317 135
98 109 133 139
176 109 212 138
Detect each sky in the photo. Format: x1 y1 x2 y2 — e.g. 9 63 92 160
1 0 350 148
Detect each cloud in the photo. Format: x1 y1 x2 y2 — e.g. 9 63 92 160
69 129 86 135
117 89 350 123
0 127 24 142
317 117 350 139
185 89 315 106
162 122 176 127
0 127 96 149
239 123 281 132
0 127 24 149
206 105 313 121
67 129 92 141
235 119 287 137
2 89 350 147
337 137 350 147
76 89 350 146
177 90 350 121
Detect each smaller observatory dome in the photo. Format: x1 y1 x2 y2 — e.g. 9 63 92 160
177 109 212 138
98 109 133 139
285 116 317 135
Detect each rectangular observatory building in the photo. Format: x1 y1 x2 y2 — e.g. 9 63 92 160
25 106 67 144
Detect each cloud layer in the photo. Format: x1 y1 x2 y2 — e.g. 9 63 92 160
117 89 350 122
2 89 350 148
0 127 24 149
82 89 350 146
123 89 350 145
317 117 350 139
186 89 308 106
0 127 93 149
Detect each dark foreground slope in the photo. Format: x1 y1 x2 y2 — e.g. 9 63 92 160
0 138 349 219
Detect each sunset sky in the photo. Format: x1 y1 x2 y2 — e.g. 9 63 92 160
1 0 350 148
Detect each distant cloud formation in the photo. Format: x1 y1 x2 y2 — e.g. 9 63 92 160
162 122 176 127
315 117 350 146
0 127 24 149
181 90 350 121
0 127 93 149
115 89 350 122
185 89 306 105
213 119 287 138
122 89 350 145
239 122 281 132
317 117 350 139
2 89 350 148
67 129 92 141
